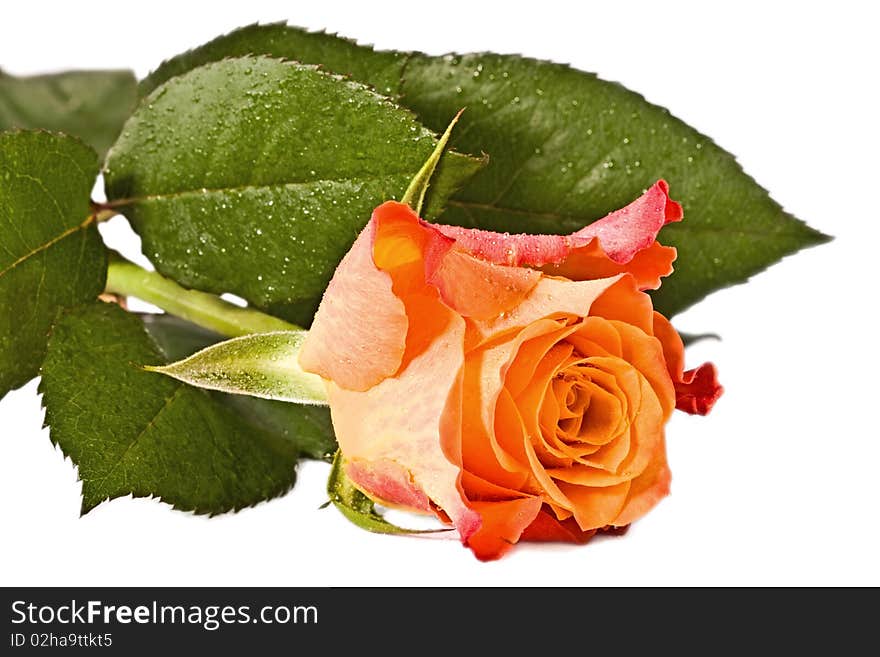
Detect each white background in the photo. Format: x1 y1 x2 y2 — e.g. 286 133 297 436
1 0 878 586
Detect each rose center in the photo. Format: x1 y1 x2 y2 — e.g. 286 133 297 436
549 360 628 450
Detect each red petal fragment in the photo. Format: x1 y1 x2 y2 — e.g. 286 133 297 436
675 362 724 415
520 508 598 544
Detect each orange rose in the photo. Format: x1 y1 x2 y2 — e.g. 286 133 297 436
299 180 721 560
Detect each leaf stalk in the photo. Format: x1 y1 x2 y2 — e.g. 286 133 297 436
105 256 298 338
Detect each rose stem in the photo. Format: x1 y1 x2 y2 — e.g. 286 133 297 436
104 255 298 337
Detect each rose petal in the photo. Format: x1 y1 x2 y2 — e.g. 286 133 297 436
344 458 432 512
299 227 408 391
471 275 624 344
572 179 682 263
613 320 676 418
372 201 542 320
462 318 569 488
675 363 723 415
464 497 544 561
547 368 665 486
520 508 598 544
614 439 672 526
327 302 481 542
557 480 632 530
652 312 723 415
435 180 680 290
428 247 541 320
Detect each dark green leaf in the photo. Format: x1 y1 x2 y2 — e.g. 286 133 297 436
0 131 105 399
107 56 483 324
140 23 407 99
142 24 829 316
327 451 447 535
40 302 302 514
0 70 137 158
400 54 830 316
142 313 336 461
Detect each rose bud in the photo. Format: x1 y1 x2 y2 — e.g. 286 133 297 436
299 180 722 560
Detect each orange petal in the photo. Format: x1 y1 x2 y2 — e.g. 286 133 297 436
613 320 676 418
464 497 544 561
428 247 541 320
505 330 575 398
461 319 566 489
548 369 665 486
652 312 723 415
614 437 672 526
542 239 677 292
471 275 623 345
372 201 542 321
587 275 655 335
557 480 632 531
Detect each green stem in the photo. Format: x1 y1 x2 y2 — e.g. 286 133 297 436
93 208 118 223
105 257 298 337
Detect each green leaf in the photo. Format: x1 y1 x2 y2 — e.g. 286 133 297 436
140 23 408 99
0 131 106 399
40 302 302 514
142 313 336 461
400 54 830 316
147 331 327 405
0 69 137 158
327 451 447 535
106 56 483 326
142 24 829 316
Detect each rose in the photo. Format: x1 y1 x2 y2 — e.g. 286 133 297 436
299 180 721 560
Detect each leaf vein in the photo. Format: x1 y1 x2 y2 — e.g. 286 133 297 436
0 216 95 280
106 172 419 207
89 384 187 492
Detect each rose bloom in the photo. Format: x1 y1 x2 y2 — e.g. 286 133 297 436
300 180 721 560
